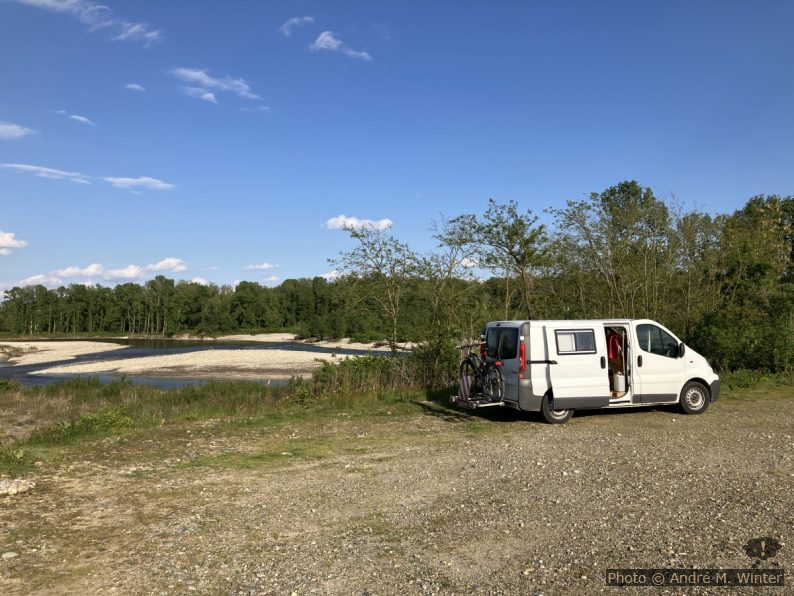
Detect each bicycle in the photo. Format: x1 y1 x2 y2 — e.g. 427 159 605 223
458 341 504 403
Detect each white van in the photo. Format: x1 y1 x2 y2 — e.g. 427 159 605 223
454 319 720 424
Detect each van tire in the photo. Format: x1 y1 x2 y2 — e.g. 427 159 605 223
541 393 573 424
680 381 710 415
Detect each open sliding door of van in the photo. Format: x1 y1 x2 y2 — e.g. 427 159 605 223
544 326 610 409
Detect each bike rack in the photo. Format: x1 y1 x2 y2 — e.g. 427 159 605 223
450 395 505 410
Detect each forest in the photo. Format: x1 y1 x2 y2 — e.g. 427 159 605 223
2 181 792 372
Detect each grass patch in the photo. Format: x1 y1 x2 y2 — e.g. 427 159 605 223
720 371 794 397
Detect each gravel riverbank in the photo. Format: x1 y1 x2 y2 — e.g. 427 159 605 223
0 390 791 594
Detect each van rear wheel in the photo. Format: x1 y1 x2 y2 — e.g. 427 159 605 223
680 381 710 415
541 394 573 424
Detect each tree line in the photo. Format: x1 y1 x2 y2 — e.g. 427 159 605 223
1 181 791 372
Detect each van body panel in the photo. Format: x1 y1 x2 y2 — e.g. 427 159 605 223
632 320 686 400
543 323 610 409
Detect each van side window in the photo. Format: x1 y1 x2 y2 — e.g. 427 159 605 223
637 324 678 358
498 328 518 359
555 329 596 354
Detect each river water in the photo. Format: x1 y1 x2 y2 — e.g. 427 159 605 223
0 338 378 389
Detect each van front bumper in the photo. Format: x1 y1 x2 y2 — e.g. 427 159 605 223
710 379 721 402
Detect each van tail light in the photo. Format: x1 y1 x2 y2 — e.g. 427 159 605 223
494 360 503 367
519 341 526 378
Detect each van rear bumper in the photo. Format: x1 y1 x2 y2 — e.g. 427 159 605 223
518 379 542 412
710 379 721 402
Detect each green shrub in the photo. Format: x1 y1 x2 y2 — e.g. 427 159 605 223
29 407 135 445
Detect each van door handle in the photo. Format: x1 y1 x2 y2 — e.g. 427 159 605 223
638 355 643 367
600 356 606 369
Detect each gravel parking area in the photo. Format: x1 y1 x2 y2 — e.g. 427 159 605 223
0 392 791 594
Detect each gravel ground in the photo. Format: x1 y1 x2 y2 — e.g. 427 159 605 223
0 393 791 594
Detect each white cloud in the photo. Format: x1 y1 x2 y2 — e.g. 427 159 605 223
280 16 314 37
320 270 339 280
182 87 218 103
104 176 176 190
244 262 277 271
69 114 95 126
20 273 64 287
3 162 174 191
114 21 161 44
148 257 187 273
171 68 260 102
125 83 146 92
103 265 142 279
54 109 95 126
191 277 209 285
0 122 35 140
263 275 280 283
242 105 271 113
104 257 187 280
1 162 91 184
324 214 393 231
310 31 372 61
16 0 163 46
460 257 478 268
54 263 103 277
0 230 29 256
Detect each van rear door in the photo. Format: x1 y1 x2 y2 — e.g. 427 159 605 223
485 323 521 402
544 325 610 409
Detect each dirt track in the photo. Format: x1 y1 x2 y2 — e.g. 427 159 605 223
1 393 792 594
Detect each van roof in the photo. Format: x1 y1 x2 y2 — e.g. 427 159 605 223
486 319 639 325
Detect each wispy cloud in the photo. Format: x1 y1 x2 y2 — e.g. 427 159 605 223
171 68 260 104
242 105 271 113
1 162 91 184
104 176 176 190
2 162 174 191
125 83 146 92
54 109 95 126
262 275 280 284
16 0 163 46
182 87 218 104
310 31 372 61
0 122 36 140
191 276 209 286
70 114 95 126
324 214 392 231
320 270 339 280
243 262 277 271
280 16 314 37
0 230 29 256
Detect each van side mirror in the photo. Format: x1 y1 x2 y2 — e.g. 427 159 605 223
678 343 686 358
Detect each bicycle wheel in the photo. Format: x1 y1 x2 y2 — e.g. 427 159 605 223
484 365 503 402
459 357 481 399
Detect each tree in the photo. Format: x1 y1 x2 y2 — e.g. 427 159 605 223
440 199 547 319
331 226 417 354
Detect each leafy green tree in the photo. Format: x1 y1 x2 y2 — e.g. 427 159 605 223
441 198 547 319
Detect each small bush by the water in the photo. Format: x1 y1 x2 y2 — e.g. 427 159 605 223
29 407 135 445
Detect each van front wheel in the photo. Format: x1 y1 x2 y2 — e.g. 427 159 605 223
541 394 573 424
680 381 710 415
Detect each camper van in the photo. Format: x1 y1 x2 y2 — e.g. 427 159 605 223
454 319 720 424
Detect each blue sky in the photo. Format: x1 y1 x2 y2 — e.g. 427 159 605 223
1 0 793 292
